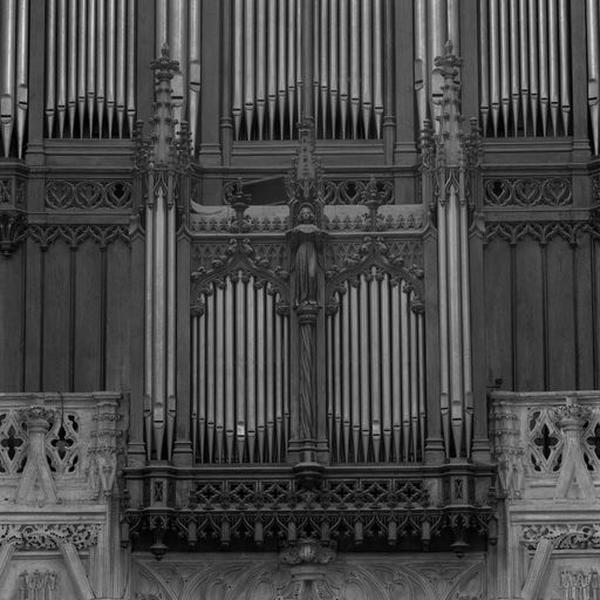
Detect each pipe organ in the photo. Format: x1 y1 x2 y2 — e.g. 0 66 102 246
44 0 137 139
478 0 572 137
231 0 386 141
326 272 426 463
587 0 600 154
154 0 202 149
0 0 28 158
192 276 290 463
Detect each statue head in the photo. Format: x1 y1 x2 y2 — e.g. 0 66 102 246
298 205 315 225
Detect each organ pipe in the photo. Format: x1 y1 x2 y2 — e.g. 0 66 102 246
192 279 290 464
15 0 28 158
325 276 426 464
231 0 385 140
480 0 572 136
587 0 600 153
44 0 136 138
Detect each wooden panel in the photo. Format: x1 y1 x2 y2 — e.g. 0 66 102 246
0 247 24 391
546 239 575 390
106 240 130 391
484 239 513 389
515 240 544 390
575 236 595 389
43 241 71 391
74 241 101 391
594 239 600 389
24 240 43 391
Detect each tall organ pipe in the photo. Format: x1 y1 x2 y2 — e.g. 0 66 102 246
587 0 600 153
15 0 28 157
480 0 571 137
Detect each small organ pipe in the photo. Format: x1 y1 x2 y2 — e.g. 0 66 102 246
236 275 246 460
67 0 77 137
188 0 201 148
256 287 265 461
96 0 106 136
232 0 243 139
107 0 118 137
288 0 296 138
215 286 225 462
143 184 153 459
409 302 419 460
256 0 267 140
191 314 199 459
350 285 360 458
225 278 235 462
244 0 255 140
373 0 384 137
489 0 500 135
155 0 167 52
266 293 275 460
518 0 528 135
86 0 96 137
333 300 342 461
509 0 519 135
283 314 290 453
400 288 410 461
418 312 426 459
329 0 339 137
342 288 351 461
320 0 329 136
369 270 381 460
447 0 459 52
116 0 127 137
327 310 334 451
275 304 283 460
380 276 391 462
166 194 176 459
168 0 186 131
197 315 205 463
414 0 427 131
350 0 360 138
127 0 136 136
46 0 57 137
499 0 510 135
548 0 559 135
361 0 372 137
15 0 28 157
57 0 67 137
391 284 401 461
246 280 256 462
0 0 16 154
296 0 302 123
277 0 287 139
528 0 539 134
339 0 349 139
207 291 216 462
77 0 87 137
359 276 370 459
538 0 549 135
267 0 277 139
587 0 599 153
558 0 570 135
479 0 489 134
313 0 319 132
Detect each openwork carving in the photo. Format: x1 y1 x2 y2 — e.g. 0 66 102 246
528 407 564 474
0 177 25 206
484 221 588 246
0 522 102 550
484 177 572 206
321 178 394 205
0 410 28 474
28 224 130 249
520 523 600 551
46 413 80 475
18 570 59 600
45 180 133 209
325 236 424 310
0 211 28 257
560 570 600 598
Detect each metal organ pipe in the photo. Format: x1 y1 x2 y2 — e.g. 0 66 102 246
44 0 136 138
587 0 600 154
15 0 28 157
325 276 426 464
480 0 571 136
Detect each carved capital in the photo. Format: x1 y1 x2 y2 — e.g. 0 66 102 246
17 406 55 433
279 539 336 566
553 398 592 431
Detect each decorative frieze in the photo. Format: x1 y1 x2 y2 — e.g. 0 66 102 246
520 523 600 551
28 224 130 249
484 221 590 246
484 177 572 207
0 523 101 550
45 180 133 210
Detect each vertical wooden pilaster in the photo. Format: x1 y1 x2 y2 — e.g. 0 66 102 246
136 0 155 132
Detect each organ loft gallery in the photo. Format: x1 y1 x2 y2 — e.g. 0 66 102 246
0 1 599 599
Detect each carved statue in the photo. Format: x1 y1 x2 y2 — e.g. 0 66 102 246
289 205 324 305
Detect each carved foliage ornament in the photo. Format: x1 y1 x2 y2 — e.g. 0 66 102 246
484 177 572 207
520 523 600 551
45 180 133 209
0 522 101 550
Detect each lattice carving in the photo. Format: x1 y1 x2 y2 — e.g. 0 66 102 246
527 408 564 475
484 221 588 246
484 177 572 207
45 413 80 475
0 411 28 474
0 522 101 550
45 180 133 209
